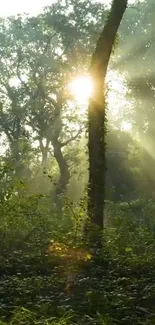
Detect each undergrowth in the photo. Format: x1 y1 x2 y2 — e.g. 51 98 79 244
1 198 155 325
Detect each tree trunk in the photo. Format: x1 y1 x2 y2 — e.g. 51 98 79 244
52 138 70 211
87 0 128 232
39 138 50 167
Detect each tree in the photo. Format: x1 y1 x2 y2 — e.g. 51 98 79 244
87 0 128 234
0 0 107 208
116 0 155 198
106 129 140 202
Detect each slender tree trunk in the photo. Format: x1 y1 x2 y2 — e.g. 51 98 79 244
48 96 72 211
88 0 128 232
39 138 50 167
52 138 70 210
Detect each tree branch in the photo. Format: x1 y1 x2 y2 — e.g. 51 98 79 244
42 32 57 56
0 103 13 143
60 127 82 148
16 49 31 93
47 96 59 110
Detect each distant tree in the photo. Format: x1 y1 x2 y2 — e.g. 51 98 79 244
106 129 140 202
116 0 155 198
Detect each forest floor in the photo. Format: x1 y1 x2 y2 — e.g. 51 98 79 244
0 242 155 325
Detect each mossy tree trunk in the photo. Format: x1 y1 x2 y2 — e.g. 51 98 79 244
87 0 128 235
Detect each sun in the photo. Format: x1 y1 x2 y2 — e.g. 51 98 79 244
69 75 93 105
69 72 132 132
69 71 127 111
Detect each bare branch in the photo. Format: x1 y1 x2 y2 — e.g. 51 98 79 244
60 127 82 148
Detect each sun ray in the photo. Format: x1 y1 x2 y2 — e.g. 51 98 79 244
69 70 133 132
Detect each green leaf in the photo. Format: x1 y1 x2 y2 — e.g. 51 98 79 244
125 247 132 253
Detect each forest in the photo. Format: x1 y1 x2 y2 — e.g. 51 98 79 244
0 0 155 324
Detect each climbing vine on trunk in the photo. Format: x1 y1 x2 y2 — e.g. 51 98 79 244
87 0 128 237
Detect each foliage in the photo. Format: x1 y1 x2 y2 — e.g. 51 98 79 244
0 192 155 325
0 1 155 325
0 0 106 205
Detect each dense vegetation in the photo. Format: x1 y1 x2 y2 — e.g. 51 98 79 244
0 0 155 324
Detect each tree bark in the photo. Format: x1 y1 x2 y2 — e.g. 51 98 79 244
52 138 70 210
88 0 128 231
39 138 50 167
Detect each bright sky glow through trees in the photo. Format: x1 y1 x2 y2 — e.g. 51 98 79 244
1 0 138 17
